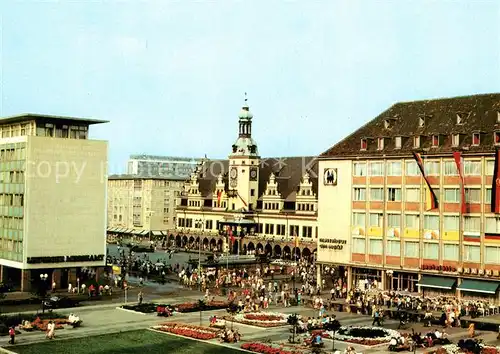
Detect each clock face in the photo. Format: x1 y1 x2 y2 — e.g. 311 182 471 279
230 167 238 179
230 179 238 188
249 167 258 181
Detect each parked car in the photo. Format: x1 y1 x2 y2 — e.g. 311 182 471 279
43 296 80 310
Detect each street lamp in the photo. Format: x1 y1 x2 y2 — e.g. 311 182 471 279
40 273 48 313
195 218 204 292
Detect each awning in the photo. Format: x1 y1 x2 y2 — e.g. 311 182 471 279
161 231 169 236
124 229 134 234
417 276 456 290
140 230 150 235
152 231 162 236
133 230 142 235
115 228 124 233
458 279 500 294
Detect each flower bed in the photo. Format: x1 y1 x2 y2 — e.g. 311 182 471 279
241 342 305 354
122 303 172 314
228 312 288 328
174 300 228 313
152 322 219 340
30 317 67 331
430 344 500 354
316 326 400 345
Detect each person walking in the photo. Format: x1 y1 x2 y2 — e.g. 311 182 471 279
8 327 15 344
138 291 143 305
372 308 382 326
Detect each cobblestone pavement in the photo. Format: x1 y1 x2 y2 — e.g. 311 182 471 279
3 298 500 353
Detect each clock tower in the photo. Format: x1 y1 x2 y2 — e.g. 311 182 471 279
228 95 260 211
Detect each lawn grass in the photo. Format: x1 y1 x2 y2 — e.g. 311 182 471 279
12 329 245 354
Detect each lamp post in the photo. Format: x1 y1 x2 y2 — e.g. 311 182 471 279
195 218 204 292
40 273 48 314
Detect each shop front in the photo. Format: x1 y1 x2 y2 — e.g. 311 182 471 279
388 271 419 293
417 275 457 298
352 267 383 290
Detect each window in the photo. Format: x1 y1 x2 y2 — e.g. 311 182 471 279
387 213 400 228
361 138 367 150
443 244 459 261
384 119 392 129
486 160 495 175
444 161 458 176
443 215 459 231
405 241 419 257
369 213 383 227
394 136 402 149
387 161 402 176
369 162 384 176
464 160 481 176
486 217 500 233
413 136 420 148
387 188 401 201
486 188 492 203
353 188 366 201
289 225 299 237
276 224 286 235
465 188 481 203
405 161 419 176
423 243 439 260
485 246 500 264
352 212 365 226
472 133 480 146
353 238 365 253
251 189 255 196
377 138 384 150
495 132 500 145
452 134 460 147
419 117 425 127
302 226 313 237
444 188 460 203
370 188 383 201
456 114 463 125
387 240 400 256
405 214 419 229
424 215 439 229
464 216 480 232
353 163 366 176
424 161 440 175
405 188 420 202
432 135 439 147
369 239 383 255
464 245 480 262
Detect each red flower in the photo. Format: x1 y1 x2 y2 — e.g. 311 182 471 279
241 342 302 354
244 314 284 321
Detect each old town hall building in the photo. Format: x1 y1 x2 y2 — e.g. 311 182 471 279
174 98 318 260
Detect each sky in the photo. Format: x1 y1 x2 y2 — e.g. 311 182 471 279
0 1 499 174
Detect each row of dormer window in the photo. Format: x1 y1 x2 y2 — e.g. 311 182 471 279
362 132 494 151
384 112 500 131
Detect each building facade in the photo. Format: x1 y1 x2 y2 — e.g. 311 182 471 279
0 114 108 291
317 93 500 302
127 155 202 178
107 175 185 235
174 99 318 259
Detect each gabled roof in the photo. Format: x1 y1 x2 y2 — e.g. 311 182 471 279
321 93 500 158
190 157 318 200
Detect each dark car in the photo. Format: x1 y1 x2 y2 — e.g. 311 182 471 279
43 296 80 310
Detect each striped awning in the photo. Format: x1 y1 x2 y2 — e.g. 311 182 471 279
140 230 150 236
124 229 135 234
133 230 143 235
114 228 124 233
152 231 163 236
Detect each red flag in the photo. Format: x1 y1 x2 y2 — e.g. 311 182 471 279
453 151 466 214
228 227 235 245
217 190 222 207
492 149 500 213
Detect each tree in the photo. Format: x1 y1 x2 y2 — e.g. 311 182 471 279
324 318 341 351
287 313 300 344
226 302 239 330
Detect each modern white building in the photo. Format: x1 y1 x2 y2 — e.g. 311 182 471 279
0 114 108 291
127 155 202 178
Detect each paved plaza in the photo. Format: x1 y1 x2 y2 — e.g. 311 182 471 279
1 294 500 354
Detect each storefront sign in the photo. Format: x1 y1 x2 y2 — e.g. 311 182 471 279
27 254 105 264
319 238 346 250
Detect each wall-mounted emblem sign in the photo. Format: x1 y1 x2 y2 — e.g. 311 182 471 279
323 168 338 185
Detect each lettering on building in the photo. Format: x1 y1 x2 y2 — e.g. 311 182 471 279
319 238 346 250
